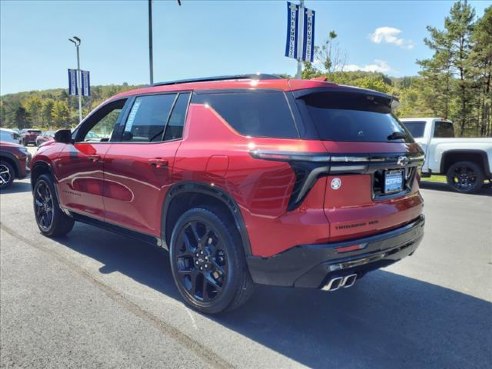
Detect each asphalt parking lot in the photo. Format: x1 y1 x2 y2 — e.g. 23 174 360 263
1 158 491 368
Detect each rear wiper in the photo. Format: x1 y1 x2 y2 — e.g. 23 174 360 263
387 131 407 140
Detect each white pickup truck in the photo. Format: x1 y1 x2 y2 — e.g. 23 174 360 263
400 118 492 193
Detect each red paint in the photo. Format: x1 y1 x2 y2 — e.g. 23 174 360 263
32 77 424 258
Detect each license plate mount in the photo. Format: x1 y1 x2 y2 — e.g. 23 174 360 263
384 170 404 193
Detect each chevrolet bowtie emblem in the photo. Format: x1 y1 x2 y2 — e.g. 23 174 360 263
397 156 409 166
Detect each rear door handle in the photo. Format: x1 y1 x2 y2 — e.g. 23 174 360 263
87 155 101 163
148 158 169 168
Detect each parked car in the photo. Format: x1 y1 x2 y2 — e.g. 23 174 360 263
20 129 42 146
400 117 492 193
0 128 21 144
84 131 102 142
0 141 31 189
31 74 425 314
36 131 55 146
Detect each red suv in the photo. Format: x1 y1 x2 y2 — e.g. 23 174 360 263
0 141 31 189
31 75 424 314
20 129 42 146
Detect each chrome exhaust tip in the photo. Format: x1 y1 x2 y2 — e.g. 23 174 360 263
322 276 344 291
342 274 357 288
322 274 358 292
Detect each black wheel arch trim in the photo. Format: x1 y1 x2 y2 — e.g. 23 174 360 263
30 161 57 188
0 152 21 178
162 181 252 256
30 161 67 212
441 149 490 177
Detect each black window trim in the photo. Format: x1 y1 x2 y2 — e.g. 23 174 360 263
110 91 192 145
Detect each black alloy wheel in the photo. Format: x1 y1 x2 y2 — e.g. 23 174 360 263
170 208 254 314
33 174 74 237
0 161 14 190
175 220 226 302
34 179 55 232
446 161 484 194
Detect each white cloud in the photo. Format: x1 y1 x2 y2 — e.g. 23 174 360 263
344 59 392 73
370 27 415 49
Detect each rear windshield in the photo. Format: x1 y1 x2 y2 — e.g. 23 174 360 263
402 121 426 138
193 91 299 139
28 130 42 134
298 92 412 142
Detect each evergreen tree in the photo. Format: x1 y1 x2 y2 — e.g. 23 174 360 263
470 6 492 136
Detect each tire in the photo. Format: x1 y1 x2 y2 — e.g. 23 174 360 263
446 161 484 194
33 174 75 237
0 161 15 190
169 207 254 314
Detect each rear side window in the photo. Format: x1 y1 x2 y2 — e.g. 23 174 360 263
298 92 412 142
402 121 426 138
164 93 190 141
434 121 454 138
194 91 299 139
123 94 176 142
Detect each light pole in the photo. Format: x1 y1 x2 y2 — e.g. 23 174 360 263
296 0 304 79
148 0 153 85
69 36 82 123
148 0 182 85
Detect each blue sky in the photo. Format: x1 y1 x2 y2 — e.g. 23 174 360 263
0 0 489 95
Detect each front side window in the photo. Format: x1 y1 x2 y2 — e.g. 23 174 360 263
76 99 126 142
122 94 176 142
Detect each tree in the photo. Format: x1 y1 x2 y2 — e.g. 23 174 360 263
41 99 55 128
313 31 347 76
24 95 42 126
301 61 321 79
15 106 30 129
470 6 492 136
51 101 70 127
418 0 476 136
447 0 476 135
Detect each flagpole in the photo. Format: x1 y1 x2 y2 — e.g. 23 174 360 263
148 0 154 85
296 0 304 78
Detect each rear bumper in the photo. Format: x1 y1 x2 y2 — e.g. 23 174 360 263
247 215 425 288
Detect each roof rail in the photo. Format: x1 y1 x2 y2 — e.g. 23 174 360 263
152 74 282 86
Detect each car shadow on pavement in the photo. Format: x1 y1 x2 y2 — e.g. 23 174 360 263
58 223 180 299
58 223 492 369
0 181 32 194
420 180 492 196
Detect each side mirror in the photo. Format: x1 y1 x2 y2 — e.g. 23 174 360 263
54 129 73 144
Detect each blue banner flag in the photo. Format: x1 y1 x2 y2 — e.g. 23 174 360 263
285 2 299 59
81 70 90 97
68 69 77 96
303 8 315 62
